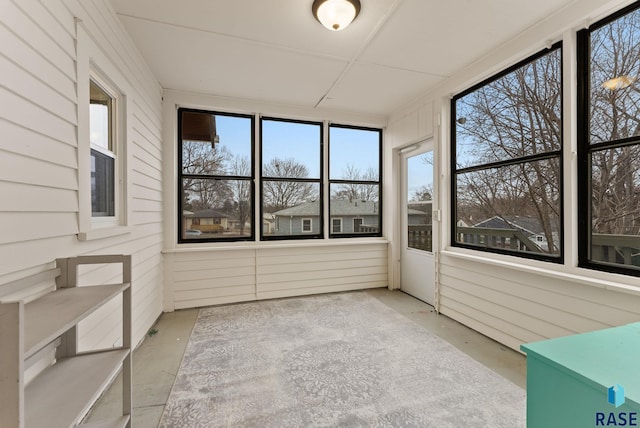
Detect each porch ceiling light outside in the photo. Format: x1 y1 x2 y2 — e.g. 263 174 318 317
602 75 637 90
312 0 361 31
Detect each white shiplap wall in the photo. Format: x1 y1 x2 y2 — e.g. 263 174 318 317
438 253 640 351
164 242 388 310
0 0 164 348
386 0 640 352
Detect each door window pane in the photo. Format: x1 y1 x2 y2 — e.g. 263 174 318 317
407 152 433 252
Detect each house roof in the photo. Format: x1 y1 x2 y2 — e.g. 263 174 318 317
473 215 551 235
273 200 380 216
187 209 229 219
272 199 428 217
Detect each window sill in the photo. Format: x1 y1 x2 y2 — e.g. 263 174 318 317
77 226 130 241
165 237 389 253
441 248 640 297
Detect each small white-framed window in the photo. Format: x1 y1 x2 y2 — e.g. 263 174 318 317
302 218 313 233
76 22 129 241
331 218 342 233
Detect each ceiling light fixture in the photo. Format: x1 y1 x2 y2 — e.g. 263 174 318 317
312 0 361 31
602 75 637 90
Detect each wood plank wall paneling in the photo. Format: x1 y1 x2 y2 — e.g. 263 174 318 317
438 254 640 351
0 0 163 350
167 243 389 309
256 245 387 299
171 249 256 310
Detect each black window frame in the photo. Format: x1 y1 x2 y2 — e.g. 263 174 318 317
260 116 324 241
577 2 640 277
177 107 255 244
451 42 565 263
328 124 383 239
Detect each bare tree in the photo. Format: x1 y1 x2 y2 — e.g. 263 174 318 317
411 152 434 202
181 141 231 211
332 164 379 201
589 13 640 236
455 48 562 253
262 158 315 211
410 185 433 202
226 155 252 235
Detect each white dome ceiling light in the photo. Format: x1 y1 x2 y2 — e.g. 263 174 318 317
312 0 361 32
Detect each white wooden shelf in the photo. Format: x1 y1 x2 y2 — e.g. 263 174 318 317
0 255 132 428
25 350 128 428
24 283 130 359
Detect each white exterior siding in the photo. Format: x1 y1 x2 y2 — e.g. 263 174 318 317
256 243 388 299
438 253 640 351
0 0 163 348
164 242 388 310
168 248 257 310
386 0 640 352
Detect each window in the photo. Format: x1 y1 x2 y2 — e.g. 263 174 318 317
89 79 118 223
329 125 382 237
578 4 640 276
176 110 383 243
451 43 563 261
261 118 322 239
178 109 254 242
76 23 130 241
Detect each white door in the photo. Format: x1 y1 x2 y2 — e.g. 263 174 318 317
400 141 435 305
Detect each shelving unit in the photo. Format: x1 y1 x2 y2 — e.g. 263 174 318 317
0 255 132 428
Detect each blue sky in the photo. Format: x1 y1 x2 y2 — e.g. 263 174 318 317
215 115 381 180
407 151 433 201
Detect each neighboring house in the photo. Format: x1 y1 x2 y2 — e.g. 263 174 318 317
271 199 427 235
408 201 432 225
473 215 559 252
263 213 276 235
271 200 379 235
184 209 229 232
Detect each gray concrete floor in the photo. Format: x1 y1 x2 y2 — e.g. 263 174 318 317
85 289 526 427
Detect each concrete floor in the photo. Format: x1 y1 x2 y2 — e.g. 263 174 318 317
85 288 526 427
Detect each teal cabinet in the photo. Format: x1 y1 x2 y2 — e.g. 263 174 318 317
521 322 640 428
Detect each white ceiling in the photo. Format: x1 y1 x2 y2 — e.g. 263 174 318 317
109 0 576 117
